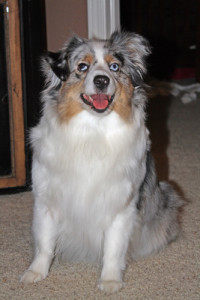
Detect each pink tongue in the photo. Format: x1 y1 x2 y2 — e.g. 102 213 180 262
91 94 109 110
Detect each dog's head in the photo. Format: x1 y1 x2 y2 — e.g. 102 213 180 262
42 31 150 122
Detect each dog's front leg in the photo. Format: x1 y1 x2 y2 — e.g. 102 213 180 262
20 202 57 284
98 207 134 294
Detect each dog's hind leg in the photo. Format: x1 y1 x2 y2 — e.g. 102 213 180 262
131 152 182 259
132 181 182 259
20 202 57 284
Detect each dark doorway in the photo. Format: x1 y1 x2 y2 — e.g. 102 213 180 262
120 0 199 80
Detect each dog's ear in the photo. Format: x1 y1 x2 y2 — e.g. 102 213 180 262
41 36 85 87
109 31 151 86
44 51 69 81
65 35 86 58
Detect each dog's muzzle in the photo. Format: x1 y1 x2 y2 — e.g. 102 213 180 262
81 75 114 113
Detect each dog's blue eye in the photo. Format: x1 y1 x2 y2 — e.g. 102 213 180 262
110 63 119 72
78 63 88 72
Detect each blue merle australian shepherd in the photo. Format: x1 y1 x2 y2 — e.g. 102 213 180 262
21 31 182 294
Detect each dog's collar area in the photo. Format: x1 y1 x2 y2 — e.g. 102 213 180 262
81 93 114 113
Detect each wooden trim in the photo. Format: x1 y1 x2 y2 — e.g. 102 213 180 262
0 0 26 188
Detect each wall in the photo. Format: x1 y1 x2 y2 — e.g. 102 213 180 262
45 0 88 51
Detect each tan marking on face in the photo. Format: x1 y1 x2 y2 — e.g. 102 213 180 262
81 53 94 65
113 79 134 122
104 54 119 65
58 80 84 123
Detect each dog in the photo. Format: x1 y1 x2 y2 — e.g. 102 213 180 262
20 31 182 294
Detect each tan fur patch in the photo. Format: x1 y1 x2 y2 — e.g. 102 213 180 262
104 54 117 65
82 53 94 65
58 81 83 122
113 80 134 122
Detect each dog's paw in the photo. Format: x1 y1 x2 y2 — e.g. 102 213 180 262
98 280 123 294
20 270 46 284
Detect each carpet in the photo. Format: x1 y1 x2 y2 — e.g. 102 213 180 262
0 89 200 299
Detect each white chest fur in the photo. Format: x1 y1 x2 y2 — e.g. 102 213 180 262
31 110 147 262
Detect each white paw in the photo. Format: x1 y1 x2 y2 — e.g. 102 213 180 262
20 270 46 284
98 280 123 294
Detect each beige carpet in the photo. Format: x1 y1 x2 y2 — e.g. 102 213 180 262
0 91 200 300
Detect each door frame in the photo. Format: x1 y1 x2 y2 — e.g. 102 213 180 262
0 0 26 188
87 0 120 39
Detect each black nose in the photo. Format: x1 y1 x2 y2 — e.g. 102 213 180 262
94 75 110 90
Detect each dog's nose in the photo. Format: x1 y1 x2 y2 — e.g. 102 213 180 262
94 75 110 90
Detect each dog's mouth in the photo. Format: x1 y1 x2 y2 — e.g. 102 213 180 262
81 93 114 113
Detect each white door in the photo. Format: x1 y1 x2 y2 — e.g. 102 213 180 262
87 0 120 39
